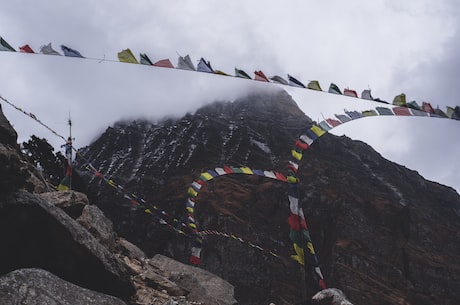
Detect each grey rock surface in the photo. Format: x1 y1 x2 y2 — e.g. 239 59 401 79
0 268 127 305
149 254 237 305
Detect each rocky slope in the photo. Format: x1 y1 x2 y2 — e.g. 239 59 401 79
76 89 460 305
0 103 242 305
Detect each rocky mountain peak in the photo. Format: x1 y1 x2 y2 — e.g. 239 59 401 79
77 89 460 305
1 88 459 305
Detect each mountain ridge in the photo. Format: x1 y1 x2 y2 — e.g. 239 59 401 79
77 89 460 305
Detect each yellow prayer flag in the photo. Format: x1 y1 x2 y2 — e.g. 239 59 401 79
187 187 198 197
291 149 303 161
307 242 315 254
240 166 253 174
186 207 194 213
200 172 214 181
108 179 117 188
310 125 326 137
291 243 305 265
57 184 70 191
117 49 139 64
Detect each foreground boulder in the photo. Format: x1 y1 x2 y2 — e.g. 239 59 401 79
39 190 89 218
149 254 238 305
312 288 354 305
0 268 127 305
0 191 134 301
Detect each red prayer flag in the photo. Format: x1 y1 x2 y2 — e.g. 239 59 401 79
287 213 307 231
19 44 35 53
189 255 201 265
295 139 309 150
422 102 435 114
275 172 287 182
344 88 358 98
223 165 234 174
153 59 174 68
326 118 341 127
254 70 269 82
392 106 412 116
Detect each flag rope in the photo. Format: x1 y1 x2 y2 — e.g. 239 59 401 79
1 37 459 117
0 93 289 262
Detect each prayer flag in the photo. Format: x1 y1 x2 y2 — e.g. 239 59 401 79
376 107 394 116
310 125 326 137
140 53 153 65
235 68 251 79
335 114 351 123
318 121 332 131
422 102 435 114
407 101 421 110
214 167 226 175
291 149 303 161
263 171 277 179
288 74 306 88
19 44 34 53
254 70 269 82
291 243 305 265
153 58 174 68
270 75 288 85
197 57 214 73
299 134 314 145
177 54 196 70
295 139 309 150
57 164 72 191
361 110 378 116
392 106 412 116
61 45 84 58
0 37 16 52
288 161 299 173
240 167 253 174
199 172 214 181
343 88 358 98
288 214 307 231
275 172 287 182
307 80 322 91
392 93 406 106
214 70 230 76
326 118 341 127
328 83 342 94
190 246 202 265
117 49 138 64
361 89 373 100
288 195 299 214
40 43 61 55
345 110 362 119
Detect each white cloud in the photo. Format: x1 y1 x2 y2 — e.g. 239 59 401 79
0 0 459 193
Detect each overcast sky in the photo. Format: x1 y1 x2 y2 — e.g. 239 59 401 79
0 0 459 193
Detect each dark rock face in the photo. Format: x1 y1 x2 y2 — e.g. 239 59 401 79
301 135 460 305
79 89 460 305
0 268 127 305
0 191 134 301
0 103 17 145
0 104 31 198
